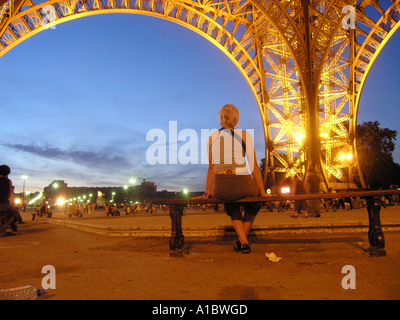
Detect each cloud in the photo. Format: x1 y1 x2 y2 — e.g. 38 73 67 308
4 143 131 169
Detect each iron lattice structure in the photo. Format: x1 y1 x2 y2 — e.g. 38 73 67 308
1 0 399 189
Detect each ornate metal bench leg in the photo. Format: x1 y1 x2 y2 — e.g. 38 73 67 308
169 205 185 256
364 197 386 257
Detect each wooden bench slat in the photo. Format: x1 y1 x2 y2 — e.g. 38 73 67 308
151 190 400 205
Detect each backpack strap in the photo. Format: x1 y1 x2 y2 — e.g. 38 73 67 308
219 128 246 155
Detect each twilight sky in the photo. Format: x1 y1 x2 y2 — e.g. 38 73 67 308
1 14 399 193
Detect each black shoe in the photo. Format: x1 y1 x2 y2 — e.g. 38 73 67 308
233 240 242 252
18 220 25 224
241 243 251 254
10 223 18 232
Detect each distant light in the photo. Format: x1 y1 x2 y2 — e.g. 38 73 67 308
183 188 188 194
339 153 353 161
29 192 43 205
281 187 290 194
267 189 271 194
296 134 306 141
21 175 28 180
57 197 65 206
53 182 59 189
15 198 21 205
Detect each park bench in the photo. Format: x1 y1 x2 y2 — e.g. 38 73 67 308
151 189 400 257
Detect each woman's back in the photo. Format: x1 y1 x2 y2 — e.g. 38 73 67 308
210 129 247 174
0 177 10 204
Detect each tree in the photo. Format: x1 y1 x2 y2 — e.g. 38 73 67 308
356 121 400 189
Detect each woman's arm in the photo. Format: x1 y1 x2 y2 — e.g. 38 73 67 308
204 135 215 196
251 157 268 197
191 135 214 200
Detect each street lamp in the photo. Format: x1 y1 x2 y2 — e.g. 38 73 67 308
129 178 138 201
339 152 353 190
183 188 189 200
21 175 28 211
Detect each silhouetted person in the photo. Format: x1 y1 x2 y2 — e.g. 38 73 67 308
292 177 308 218
0 165 25 233
307 168 321 217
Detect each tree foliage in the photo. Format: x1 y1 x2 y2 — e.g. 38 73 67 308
356 121 400 189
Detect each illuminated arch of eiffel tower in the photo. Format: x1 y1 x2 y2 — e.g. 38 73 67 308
1 0 400 189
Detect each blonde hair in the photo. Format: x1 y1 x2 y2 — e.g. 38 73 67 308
218 104 240 129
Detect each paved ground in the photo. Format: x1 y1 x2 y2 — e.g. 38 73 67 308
27 204 400 237
1 206 399 302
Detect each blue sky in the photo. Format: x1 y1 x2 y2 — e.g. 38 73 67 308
1 13 399 193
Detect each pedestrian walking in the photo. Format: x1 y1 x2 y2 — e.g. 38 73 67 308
307 168 321 217
292 177 308 218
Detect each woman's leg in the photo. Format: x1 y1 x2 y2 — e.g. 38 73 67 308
231 219 248 245
226 203 249 245
243 214 256 238
242 202 260 237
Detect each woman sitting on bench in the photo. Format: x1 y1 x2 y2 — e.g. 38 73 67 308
0 165 25 233
192 104 268 253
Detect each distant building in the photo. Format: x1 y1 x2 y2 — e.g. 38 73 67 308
42 180 161 205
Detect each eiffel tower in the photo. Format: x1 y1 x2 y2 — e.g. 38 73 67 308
1 0 399 189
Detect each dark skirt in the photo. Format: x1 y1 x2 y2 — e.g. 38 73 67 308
211 174 261 218
211 174 259 201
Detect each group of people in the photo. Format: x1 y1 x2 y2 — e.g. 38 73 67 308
106 202 156 216
64 202 96 218
291 171 321 218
